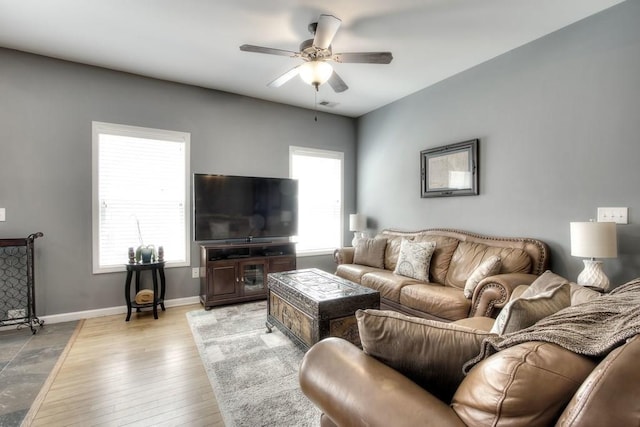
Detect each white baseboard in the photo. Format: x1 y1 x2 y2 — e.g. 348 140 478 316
39 296 201 325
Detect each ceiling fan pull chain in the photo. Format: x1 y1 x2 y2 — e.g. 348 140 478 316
314 84 318 122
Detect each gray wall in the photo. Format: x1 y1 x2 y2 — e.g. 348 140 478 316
0 48 355 315
356 1 640 286
4 1 639 316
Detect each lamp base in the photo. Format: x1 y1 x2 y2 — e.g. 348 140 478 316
351 231 367 247
576 259 610 291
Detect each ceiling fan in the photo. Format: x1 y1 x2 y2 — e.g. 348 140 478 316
240 14 393 93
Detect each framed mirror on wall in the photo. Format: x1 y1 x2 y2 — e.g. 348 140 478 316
420 139 479 198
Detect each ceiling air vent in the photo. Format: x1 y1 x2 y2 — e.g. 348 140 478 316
319 101 339 108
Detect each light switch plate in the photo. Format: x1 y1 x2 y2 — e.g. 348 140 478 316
0 208 5 222
597 207 628 224
192 267 200 279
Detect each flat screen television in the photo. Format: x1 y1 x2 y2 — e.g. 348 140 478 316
193 174 298 242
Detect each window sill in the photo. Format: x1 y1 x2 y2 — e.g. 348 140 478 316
295 249 336 257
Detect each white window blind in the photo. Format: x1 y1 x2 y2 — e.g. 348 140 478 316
92 122 190 273
290 146 343 254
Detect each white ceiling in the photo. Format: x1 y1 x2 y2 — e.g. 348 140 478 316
0 0 625 117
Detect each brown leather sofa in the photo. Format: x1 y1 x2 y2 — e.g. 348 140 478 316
301 335 640 427
299 275 640 427
334 229 549 321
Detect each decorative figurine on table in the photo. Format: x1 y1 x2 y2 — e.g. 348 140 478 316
128 247 135 264
134 217 156 263
158 246 164 262
136 245 156 263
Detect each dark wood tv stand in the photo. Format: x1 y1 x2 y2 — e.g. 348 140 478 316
199 241 296 309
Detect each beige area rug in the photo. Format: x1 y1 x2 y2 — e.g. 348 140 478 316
187 301 321 427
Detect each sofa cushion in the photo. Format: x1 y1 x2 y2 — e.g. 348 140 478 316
569 283 602 305
335 264 381 284
452 341 597 427
356 309 492 402
400 284 472 321
557 335 640 427
414 235 459 284
361 271 422 303
453 316 495 332
393 239 436 281
463 255 501 299
353 238 387 268
383 235 410 271
445 242 532 289
490 283 571 335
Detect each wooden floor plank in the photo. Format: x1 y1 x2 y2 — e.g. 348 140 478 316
28 304 223 426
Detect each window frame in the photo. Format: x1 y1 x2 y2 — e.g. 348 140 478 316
91 121 191 274
289 145 344 257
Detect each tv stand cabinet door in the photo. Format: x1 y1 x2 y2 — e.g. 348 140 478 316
239 259 268 297
207 260 241 302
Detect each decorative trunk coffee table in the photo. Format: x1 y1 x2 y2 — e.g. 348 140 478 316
266 268 380 351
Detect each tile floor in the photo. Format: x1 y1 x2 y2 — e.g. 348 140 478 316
0 321 78 427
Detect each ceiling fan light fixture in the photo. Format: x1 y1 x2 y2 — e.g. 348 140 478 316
241 13 392 94
299 61 333 87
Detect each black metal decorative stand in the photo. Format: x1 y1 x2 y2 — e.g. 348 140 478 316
0 232 44 333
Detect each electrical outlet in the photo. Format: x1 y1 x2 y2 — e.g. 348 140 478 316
0 208 5 222
597 207 629 224
8 309 26 319
191 267 200 279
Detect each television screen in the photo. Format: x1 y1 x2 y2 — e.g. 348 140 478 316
193 174 298 242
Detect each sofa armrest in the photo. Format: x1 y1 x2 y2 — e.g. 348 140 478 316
469 273 540 318
333 247 355 265
300 337 466 427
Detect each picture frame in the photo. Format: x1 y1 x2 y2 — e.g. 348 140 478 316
420 139 479 198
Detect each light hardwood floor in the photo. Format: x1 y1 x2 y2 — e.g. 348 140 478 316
26 304 224 427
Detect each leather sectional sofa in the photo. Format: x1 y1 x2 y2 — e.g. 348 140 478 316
334 228 550 321
300 272 640 426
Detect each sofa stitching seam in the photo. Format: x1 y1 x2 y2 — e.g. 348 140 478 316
492 342 543 426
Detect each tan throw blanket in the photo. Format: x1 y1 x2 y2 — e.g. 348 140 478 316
464 278 640 374
135 289 155 304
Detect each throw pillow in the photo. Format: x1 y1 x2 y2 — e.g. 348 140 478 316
353 238 387 269
393 239 436 281
356 309 492 402
463 255 502 299
520 270 571 298
491 283 571 335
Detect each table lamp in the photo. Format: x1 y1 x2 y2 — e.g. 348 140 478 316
570 221 617 291
349 214 367 246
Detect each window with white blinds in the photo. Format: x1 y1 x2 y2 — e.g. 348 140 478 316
290 146 343 255
92 122 190 273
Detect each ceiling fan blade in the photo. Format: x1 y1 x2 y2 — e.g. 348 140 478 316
313 15 341 49
267 66 301 88
332 52 393 64
240 44 299 57
328 71 348 93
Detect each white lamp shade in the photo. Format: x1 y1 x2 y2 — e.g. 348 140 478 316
349 214 367 232
299 61 333 86
570 221 617 259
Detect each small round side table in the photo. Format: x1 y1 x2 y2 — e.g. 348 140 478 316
124 261 166 321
